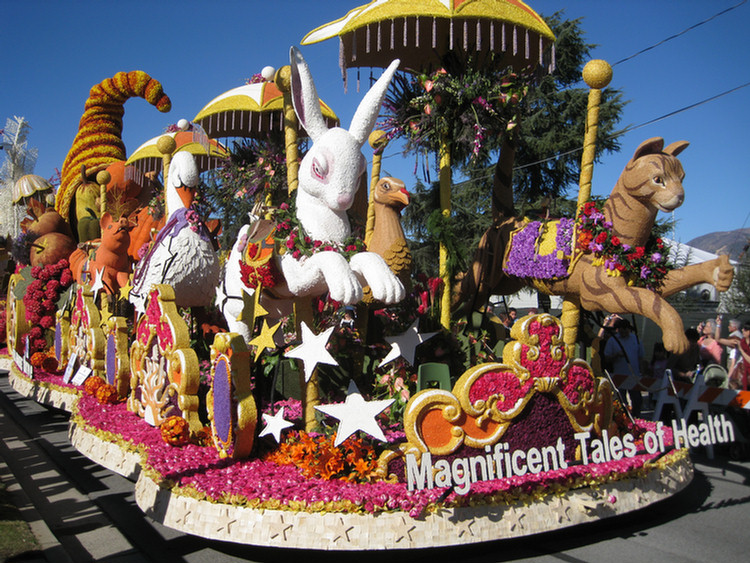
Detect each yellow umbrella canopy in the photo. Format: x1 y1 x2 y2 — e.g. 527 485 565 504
302 0 555 74
193 77 339 139
125 129 229 175
13 174 53 203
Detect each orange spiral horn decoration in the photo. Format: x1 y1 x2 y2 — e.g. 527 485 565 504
56 70 171 218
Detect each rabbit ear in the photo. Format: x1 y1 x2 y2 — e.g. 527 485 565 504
290 47 329 142
348 59 400 147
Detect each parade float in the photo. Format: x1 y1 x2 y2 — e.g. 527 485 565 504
1 0 739 552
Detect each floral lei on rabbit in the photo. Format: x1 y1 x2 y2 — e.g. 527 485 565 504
238 201 368 291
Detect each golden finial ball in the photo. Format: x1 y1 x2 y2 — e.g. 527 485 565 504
157 135 177 155
582 60 612 90
96 170 111 186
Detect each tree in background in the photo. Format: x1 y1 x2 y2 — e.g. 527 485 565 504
510 13 624 207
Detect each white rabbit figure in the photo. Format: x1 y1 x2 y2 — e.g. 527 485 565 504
279 47 405 306
218 48 405 342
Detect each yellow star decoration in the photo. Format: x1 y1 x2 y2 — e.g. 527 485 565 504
249 319 281 361
99 302 113 324
119 280 133 301
238 286 268 325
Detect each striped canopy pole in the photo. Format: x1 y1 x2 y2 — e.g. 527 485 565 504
439 136 452 330
275 66 300 197
157 135 177 217
562 59 613 358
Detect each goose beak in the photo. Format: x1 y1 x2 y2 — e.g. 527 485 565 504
177 185 196 209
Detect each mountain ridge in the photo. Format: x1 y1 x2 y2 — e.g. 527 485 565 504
687 228 750 261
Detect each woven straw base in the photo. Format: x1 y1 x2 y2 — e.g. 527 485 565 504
69 419 141 480
135 456 692 550
8 363 78 412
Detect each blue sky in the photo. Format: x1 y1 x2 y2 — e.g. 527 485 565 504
2 0 748 244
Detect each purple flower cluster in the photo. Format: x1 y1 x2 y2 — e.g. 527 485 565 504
503 218 574 280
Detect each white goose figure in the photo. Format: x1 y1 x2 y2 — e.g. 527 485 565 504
129 151 220 312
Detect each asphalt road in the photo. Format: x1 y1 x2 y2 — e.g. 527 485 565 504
1 369 749 563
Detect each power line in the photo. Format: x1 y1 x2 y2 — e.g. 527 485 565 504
611 0 748 67
611 81 750 136
379 79 750 187
513 80 750 173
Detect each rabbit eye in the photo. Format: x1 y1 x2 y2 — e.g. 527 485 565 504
311 156 328 181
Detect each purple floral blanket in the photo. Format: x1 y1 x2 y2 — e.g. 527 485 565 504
503 218 574 280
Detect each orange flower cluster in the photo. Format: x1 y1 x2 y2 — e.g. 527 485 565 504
264 431 378 482
190 426 215 448
84 376 105 396
95 383 119 405
30 352 48 368
161 416 190 446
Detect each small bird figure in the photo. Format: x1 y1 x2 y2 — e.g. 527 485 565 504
367 177 411 292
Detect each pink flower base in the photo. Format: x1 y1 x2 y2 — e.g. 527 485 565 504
73 392 679 518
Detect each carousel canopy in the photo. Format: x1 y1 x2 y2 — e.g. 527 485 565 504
302 0 556 74
125 130 229 175
13 174 53 203
193 79 338 139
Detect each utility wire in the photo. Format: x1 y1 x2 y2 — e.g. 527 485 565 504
382 79 750 185
611 0 747 67
513 80 750 173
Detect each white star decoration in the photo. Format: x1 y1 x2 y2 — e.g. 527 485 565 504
285 322 338 382
379 319 438 367
315 381 394 447
90 267 105 300
259 407 295 443
132 288 147 315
